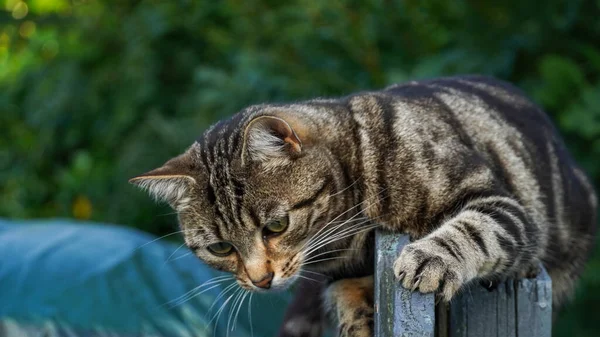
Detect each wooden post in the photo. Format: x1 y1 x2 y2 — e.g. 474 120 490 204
374 230 552 337
374 232 436 337
515 266 552 336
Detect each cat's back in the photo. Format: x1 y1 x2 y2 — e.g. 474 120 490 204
381 75 554 138
360 76 596 300
385 75 595 228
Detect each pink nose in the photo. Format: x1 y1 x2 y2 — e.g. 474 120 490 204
251 272 274 289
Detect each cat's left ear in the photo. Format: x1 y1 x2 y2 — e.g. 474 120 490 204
129 153 197 206
242 115 305 165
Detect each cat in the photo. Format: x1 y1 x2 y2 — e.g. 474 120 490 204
130 75 597 337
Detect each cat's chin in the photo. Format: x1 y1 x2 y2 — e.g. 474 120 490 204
248 274 297 293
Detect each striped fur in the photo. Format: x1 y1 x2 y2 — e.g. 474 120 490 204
131 76 597 337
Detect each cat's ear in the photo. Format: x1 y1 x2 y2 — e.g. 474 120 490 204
242 115 304 165
129 153 197 206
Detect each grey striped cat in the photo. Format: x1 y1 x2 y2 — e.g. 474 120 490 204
130 76 597 337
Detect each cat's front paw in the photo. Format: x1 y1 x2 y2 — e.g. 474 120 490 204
393 240 465 301
324 276 374 337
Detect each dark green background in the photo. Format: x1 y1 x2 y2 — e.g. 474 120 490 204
1 0 599 335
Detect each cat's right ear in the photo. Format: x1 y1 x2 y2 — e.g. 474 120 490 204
129 153 197 206
241 115 306 166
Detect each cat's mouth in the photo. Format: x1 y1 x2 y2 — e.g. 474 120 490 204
236 251 313 293
237 273 297 293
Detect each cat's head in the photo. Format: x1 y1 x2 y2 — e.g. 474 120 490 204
130 109 348 292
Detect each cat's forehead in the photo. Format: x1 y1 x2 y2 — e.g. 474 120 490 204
193 104 270 155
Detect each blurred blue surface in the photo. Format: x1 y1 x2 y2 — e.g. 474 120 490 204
0 219 290 337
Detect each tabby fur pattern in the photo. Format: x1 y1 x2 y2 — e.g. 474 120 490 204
131 76 597 337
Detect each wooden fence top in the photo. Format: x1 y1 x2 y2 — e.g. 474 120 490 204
373 230 552 337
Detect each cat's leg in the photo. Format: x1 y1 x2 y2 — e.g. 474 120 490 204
393 194 540 301
323 275 374 337
277 276 328 337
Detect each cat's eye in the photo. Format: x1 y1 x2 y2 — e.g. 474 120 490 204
263 217 289 237
207 242 234 256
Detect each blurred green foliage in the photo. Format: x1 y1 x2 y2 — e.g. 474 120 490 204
1 0 599 335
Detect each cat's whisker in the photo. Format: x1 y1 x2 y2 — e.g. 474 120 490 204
169 283 222 309
303 248 359 262
205 282 238 322
211 287 241 337
303 215 383 257
225 291 240 335
300 255 350 266
134 228 200 251
306 212 387 251
313 223 383 249
162 242 187 267
303 212 370 253
232 291 249 331
226 288 245 336
134 230 186 251
248 293 254 337
302 192 388 252
296 274 322 283
165 278 230 308
302 216 369 255
308 218 378 251
303 224 383 263
300 269 328 277
320 216 368 226
168 251 193 262
303 217 372 256
298 188 387 252
323 217 368 227
299 212 363 252
162 275 231 308
324 174 364 199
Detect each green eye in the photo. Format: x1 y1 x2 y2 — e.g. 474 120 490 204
207 242 234 256
264 217 289 236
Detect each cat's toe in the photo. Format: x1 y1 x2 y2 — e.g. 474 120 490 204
393 242 463 301
339 320 373 337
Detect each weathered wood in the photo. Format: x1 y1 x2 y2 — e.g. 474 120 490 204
374 231 552 337
374 232 435 337
516 267 552 336
466 284 500 337
446 272 550 337
496 281 517 337
448 293 466 337
435 301 449 337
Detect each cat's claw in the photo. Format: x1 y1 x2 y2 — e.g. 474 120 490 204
411 276 421 292
393 240 465 302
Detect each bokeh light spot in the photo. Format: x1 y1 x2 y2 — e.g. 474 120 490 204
4 0 19 11
19 21 36 38
41 40 59 59
72 195 93 220
11 1 28 20
0 32 9 56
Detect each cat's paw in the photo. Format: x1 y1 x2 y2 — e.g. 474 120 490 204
324 276 374 337
338 321 372 337
393 240 465 301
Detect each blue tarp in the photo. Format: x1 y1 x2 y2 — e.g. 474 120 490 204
0 219 291 337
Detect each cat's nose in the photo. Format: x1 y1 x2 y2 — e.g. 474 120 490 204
251 272 274 289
